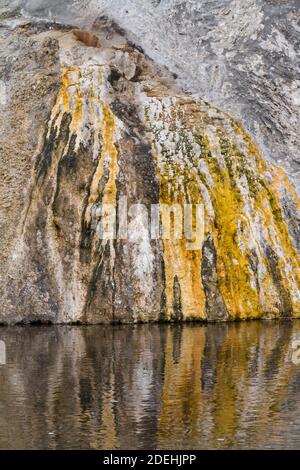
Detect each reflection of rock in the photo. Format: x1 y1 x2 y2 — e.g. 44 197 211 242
1 323 300 449
0 16 299 323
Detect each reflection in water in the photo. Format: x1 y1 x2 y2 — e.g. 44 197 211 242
0 321 300 449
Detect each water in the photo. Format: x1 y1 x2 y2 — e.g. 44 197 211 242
0 321 300 449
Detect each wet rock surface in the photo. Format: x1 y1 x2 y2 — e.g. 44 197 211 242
0 9 299 323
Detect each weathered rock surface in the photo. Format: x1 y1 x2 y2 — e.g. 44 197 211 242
7 0 300 192
0 12 299 323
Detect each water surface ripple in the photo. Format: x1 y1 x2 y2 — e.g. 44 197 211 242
1 321 300 449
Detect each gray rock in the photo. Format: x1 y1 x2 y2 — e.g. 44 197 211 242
0 6 299 323
11 0 300 191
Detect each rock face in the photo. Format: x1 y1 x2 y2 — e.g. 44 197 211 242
0 15 299 323
8 0 300 192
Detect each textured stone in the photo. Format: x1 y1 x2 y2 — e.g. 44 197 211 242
11 0 300 192
0 9 299 323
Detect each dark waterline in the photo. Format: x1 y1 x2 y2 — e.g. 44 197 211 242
0 321 300 449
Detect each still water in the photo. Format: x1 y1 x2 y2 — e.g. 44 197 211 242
0 321 300 449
